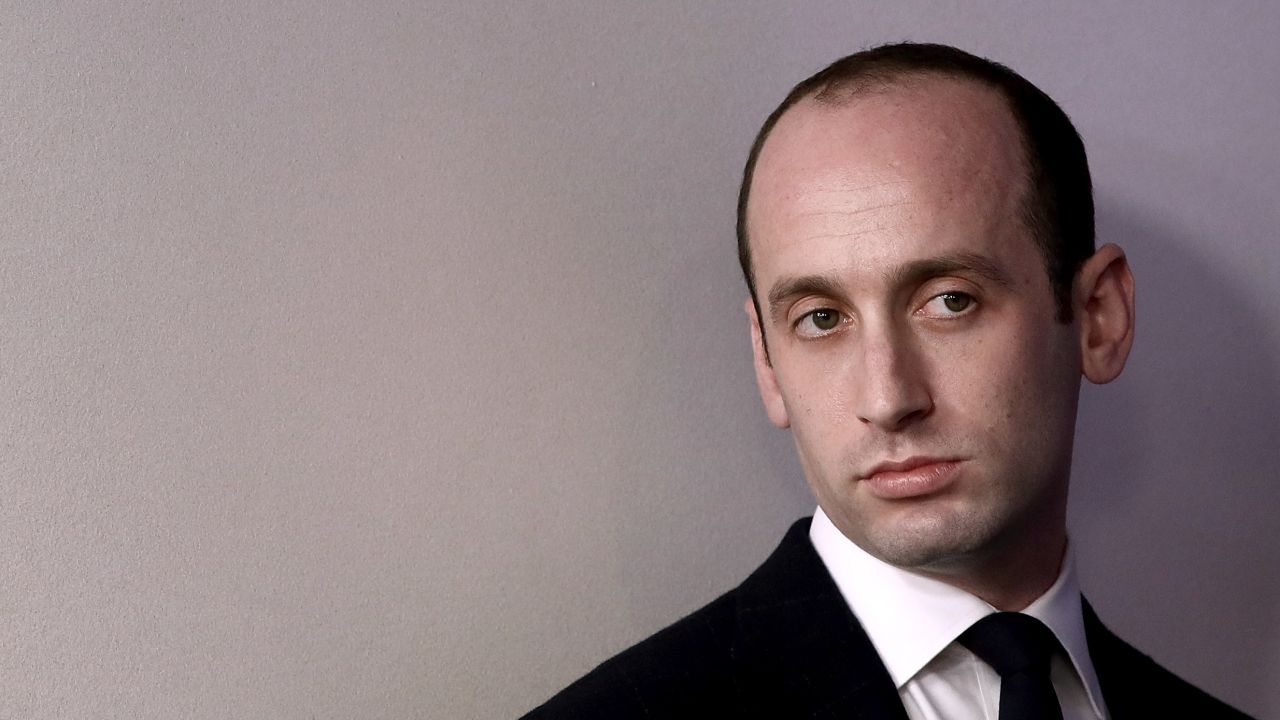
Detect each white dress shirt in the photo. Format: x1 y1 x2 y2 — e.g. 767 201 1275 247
809 508 1109 720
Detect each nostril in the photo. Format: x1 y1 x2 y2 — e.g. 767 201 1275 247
857 397 933 430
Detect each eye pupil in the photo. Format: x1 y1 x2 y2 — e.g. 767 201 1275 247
812 310 839 330
942 294 971 312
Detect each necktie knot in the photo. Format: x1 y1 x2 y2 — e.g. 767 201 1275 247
958 612 1062 677
957 613 1065 720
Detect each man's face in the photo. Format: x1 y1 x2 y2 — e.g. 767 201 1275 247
746 78 1084 576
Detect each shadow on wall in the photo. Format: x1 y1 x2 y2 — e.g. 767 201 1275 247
1070 197 1280 716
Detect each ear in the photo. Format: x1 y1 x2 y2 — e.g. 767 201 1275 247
1075 243 1136 384
747 298 791 428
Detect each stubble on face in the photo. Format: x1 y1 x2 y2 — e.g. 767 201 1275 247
747 76 1082 592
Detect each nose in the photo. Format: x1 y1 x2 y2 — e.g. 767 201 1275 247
854 327 933 431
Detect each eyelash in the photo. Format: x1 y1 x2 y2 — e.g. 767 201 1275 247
793 308 845 337
918 291 978 319
791 291 978 338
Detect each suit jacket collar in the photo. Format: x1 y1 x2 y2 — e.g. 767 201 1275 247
732 518 910 719
1083 598 1154 718
730 518 1140 719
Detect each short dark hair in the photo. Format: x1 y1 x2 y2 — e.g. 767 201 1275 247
737 42 1094 345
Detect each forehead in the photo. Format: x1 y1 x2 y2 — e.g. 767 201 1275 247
746 77 1032 280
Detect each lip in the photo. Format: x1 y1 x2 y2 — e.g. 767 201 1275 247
860 457 963 500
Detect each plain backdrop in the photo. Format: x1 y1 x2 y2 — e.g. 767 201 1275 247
3 1 1278 718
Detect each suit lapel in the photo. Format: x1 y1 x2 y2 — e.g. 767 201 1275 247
732 518 910 719
726 524 1217 719
1083 598 1152 717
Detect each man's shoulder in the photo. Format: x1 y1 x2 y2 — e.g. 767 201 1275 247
520 517 852 719
1086 603 1255 718
520 586 744 719
520 516 912 719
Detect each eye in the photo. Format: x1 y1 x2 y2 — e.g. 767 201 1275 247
919 292 977 318
795 308 845 337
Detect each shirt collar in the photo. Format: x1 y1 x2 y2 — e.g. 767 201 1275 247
809 507 1107 719
1022 543 1108 720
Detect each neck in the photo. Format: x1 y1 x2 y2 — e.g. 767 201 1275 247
915 519 1068 611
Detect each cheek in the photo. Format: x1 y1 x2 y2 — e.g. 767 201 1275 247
778 352 858 422
930 321 1073 428
775 356 860 473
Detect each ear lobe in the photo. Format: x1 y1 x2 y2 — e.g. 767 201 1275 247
1076 244 1136 384
746 298 791 428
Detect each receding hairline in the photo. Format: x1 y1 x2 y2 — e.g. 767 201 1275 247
759 69 1032 175
808 66 1000 106
745 72 1037 244
738 43 1094 343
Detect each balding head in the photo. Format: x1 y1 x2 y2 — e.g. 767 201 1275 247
737 43 1094 351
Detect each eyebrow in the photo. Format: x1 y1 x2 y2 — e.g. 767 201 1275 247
767 275 846 324
886 252 1015 292
766 251 1016 324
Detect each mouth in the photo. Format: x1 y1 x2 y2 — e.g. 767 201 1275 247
859 457 963 500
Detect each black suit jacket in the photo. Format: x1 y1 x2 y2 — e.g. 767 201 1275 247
523 518 1252 719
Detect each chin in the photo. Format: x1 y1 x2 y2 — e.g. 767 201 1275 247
857 508 999 571
864 536 983 571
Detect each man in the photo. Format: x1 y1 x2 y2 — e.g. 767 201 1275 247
523 43 1251 719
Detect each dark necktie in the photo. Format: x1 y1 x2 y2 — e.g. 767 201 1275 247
958 612 1065 720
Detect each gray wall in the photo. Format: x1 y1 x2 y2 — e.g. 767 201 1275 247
3 2 1277 718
